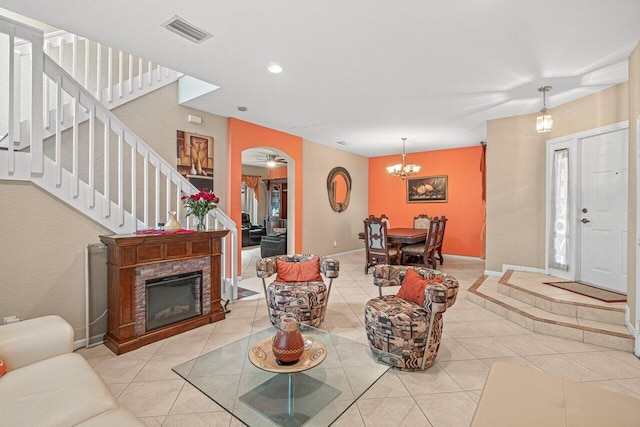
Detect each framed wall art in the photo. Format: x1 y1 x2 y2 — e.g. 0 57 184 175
407 175 448 203
176 130 214 191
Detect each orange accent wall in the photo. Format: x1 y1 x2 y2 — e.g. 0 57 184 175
268 166 288 179
369 146 484 257
228 118 303 273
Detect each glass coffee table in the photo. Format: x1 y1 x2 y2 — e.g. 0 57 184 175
172 323 398 426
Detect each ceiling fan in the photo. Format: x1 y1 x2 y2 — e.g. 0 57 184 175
253 153 287 167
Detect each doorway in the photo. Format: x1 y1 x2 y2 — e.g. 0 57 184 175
546 122 628 293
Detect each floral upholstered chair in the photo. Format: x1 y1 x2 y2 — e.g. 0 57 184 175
256 254 339 327
365 264 459 371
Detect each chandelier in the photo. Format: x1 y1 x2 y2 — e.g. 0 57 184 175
536 86 553 133
386 138 421 179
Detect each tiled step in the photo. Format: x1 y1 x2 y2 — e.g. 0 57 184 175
496 273 625 326
468 274 633 352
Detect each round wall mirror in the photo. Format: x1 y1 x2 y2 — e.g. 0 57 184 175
327 167 352 212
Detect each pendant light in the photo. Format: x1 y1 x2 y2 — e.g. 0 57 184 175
536 86 553 133
386 138 421 179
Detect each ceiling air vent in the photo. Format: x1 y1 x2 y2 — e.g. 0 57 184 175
163 16 212 43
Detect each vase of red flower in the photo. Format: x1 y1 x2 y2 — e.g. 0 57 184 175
181 190 219 231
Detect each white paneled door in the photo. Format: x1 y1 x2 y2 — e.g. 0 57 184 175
579 128 628 293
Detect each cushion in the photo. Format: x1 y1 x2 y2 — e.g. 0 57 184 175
275 258 323 282
0 358 6 377
0 353 117 426
396 269 441 305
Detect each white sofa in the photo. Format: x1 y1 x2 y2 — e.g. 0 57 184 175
0 315 143 426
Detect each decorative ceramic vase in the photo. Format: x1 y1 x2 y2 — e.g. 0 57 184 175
164 211 181 231
271 317 304 365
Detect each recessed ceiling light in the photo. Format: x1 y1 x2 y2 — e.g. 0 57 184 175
267 62 283 74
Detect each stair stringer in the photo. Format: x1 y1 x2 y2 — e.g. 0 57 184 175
1 150 139 233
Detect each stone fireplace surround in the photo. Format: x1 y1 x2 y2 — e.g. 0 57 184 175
134 257 211 335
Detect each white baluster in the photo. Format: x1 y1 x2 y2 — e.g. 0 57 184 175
176 181 182 223
58 36 63 67
131 139 137 229
155 163 160 228
88 103 96 208
55 74 62 186
84 38 89 88
44 43 50 130
118 129 124 226
118 50 123 98
71 34 77 78
30 35 44 174
156 63 161 81
147 60 152 85
72 89 79 198
128 54 133 94
166 173 171 225
96 43 101 101
104 116 111 218
107 46 113 103
143 150 149 226
7 26 15 173
138 57 143 89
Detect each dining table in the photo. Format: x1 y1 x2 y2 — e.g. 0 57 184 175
358 227 428 245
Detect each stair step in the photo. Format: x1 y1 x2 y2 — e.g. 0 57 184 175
495 271 625 326
469 275 633 352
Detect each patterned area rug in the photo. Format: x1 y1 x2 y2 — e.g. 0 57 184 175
542 281 626 303
238 287 259 300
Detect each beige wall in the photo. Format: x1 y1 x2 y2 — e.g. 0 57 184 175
0 182 110 336
628 41 640 325
302 139 368 256
486 82 629 272
113 82 229 213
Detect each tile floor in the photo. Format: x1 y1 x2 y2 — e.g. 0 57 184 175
78 248 640 426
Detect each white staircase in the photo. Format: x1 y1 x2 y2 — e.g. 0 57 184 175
0 16 239 301
5 29 180 150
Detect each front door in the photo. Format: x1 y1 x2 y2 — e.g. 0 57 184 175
579 128 628 293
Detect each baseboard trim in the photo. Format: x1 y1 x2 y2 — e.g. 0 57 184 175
74 333 105 350
484 270 503 276
443 254 483 261
502 264 548 275
329 248 364 257
627 305 640 357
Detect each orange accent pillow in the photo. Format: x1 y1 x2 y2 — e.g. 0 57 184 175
396 269 442 305
275 258 323 282
0 358 6 377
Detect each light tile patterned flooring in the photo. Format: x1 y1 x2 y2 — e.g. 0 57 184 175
78 248 640 426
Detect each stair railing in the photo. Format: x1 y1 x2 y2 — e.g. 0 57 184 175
0 16 238 301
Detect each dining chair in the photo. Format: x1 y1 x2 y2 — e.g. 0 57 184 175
380 214 391 229
434 215 447 265
363 215 399 274
413 214 431 229
400 217 440 269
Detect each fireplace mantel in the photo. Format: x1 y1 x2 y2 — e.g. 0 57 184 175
100 230 229 355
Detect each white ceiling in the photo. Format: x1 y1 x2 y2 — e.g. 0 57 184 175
3 1 640 157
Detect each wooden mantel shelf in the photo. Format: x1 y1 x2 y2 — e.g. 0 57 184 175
100 230 229 355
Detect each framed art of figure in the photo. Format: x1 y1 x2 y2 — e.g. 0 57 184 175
177 130 214 191
407 175 448 203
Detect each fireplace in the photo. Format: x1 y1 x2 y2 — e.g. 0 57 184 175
100 230 229 355
146 271 203 331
